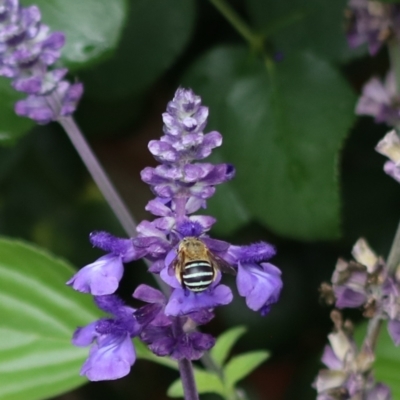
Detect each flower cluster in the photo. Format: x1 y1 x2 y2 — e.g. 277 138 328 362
345 0 400 56
356 72 400 127
376 129 400 183
0 0 82 123
320 238 400 346
314 311 391 400
68 88 283 381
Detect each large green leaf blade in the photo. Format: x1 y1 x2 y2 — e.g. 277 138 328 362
246 0 366 62
21 0 128 68
0 238 102 400
211 326 247 368
223 351 270 389
81 0 196 101
185 46 356 240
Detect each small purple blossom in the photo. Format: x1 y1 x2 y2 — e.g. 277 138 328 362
0 0 82 123
72 295 141 381
68 88 283 380
356 72 400 127
345 0 400 56
67 232 141 296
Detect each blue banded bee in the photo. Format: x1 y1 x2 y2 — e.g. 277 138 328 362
172 237 235 292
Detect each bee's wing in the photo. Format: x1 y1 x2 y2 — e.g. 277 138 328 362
169 249 186 286
207 250 237 276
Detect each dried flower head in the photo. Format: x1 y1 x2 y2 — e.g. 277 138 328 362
324 238 400 346
314 311 391 400
346 0 400 56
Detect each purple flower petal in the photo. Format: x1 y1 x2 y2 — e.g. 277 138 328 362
66 254 124 295
89 231 138 262
236 262 282 312
321 345 342 370
133 284 165 304
80 333 135 381
94 294 132 318
72 321 98 347
384 160 400 183
14 93 54 124
334 286 367 309
165 284 233 316
227 242 276 265
171 331 215 360
145 198 172 217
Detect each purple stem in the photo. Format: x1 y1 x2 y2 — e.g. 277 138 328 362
57 115 137 237
173 317 200 400
179 358 200 400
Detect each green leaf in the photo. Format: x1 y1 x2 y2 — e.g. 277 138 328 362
167 368 225 398
184 46 356 240
81 0 196 101
211 326 247 368
245 0 367 62
355 322 400 400
223 351 270 389
0 238 102 400
0 78 34 145
21 0 128 68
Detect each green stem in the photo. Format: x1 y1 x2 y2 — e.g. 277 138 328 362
208 0 262 50
364 221 400 350
388 39 400 95
386 220 400 273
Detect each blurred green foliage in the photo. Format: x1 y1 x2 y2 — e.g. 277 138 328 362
0 0 399 399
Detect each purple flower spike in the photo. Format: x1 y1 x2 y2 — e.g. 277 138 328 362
0 0 82 123
69 88 283 381
67 254 124 296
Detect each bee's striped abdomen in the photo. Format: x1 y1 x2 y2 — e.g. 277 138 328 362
182 260 215 292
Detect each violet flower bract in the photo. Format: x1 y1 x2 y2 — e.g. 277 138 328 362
72 295 140 381
68 88 283 381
